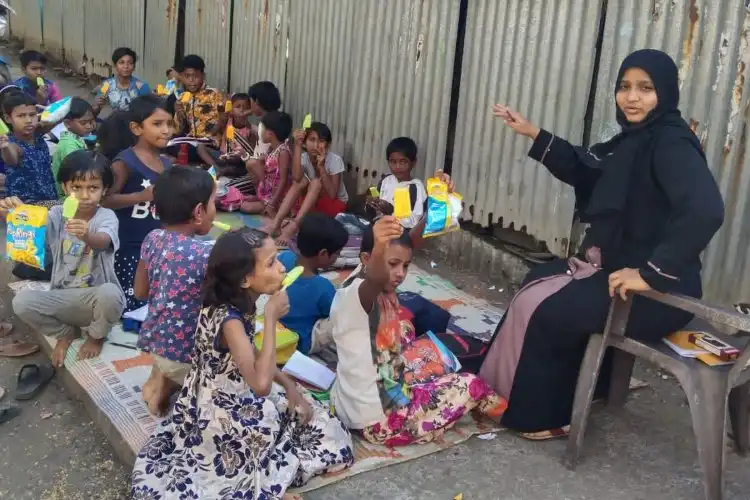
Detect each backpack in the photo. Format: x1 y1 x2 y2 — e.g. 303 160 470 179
216 185 243 212
430 332 489 374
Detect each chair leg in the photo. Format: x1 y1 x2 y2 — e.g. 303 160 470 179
728 382 750 457
607 350 635 408
683 372 728 500
565 334 606 470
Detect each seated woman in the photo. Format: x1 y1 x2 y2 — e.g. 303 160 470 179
479 49 725 440
329 216 507 446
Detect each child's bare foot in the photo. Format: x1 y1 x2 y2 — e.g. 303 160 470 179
275 220 298 247
77 335 104 361
52 334 75 367
144 371 178 417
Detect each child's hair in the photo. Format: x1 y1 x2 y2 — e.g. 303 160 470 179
261 111 292 142
20 50 47 68
129 94 168 124
202 228 269 314
65 97 95 120
181 54 206 73
308 122 333 143
97 110 136 160
248 81 281 112
360 221 413 254
386 137 418 163
153 166 214 225
2 91 36 116
57 150 115 189
112 47 137 64
231 92 250 105
297 213 349 258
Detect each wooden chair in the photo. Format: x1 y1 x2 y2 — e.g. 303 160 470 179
565 290 750 500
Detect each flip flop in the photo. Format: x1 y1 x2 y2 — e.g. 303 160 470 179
517 425 571 441
0 341 39 358
15 363 55 400
0 403 20 425
0 322 14 338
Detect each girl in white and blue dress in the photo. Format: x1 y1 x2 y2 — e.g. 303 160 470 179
131 228 353 500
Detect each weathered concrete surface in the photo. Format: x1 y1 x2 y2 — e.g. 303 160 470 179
0 44 749 500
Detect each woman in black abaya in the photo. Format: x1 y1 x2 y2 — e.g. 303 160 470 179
479 49 725 438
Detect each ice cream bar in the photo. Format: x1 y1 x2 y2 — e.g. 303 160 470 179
225 100 232 112
212 221 231 231
282 266 304 290
100 82 110 94
369 186 380 197
180 92 192 103
392 186 412 219
0 119 8 136
226 124 235 141
36 77 45 87
62 195 79 219
302 114 312 129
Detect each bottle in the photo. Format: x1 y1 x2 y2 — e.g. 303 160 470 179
177 144 189 166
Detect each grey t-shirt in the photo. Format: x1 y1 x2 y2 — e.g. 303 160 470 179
301 151 349 202
48 205 121 290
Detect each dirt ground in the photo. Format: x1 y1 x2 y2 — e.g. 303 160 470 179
1 44 750 500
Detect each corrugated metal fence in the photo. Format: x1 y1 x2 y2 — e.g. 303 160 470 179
9 0 750 304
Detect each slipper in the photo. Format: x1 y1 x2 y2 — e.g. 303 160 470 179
0 322 14 338
517 425 570 441
15 363 55 400
0 342 39 358
0 403 20 425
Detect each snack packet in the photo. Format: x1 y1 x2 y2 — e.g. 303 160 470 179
40 96 72 123
423 177 463 238
6 204 48 270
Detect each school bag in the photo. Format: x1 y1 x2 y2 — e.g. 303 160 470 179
216 185 243 212
430 332 489 374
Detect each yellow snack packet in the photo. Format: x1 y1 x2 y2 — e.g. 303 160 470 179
6 205 48 270
423 177 463 238
392 186 412 219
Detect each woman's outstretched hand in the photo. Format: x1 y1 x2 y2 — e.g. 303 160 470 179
491 104 540 140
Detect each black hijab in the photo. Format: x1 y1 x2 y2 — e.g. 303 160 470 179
580 49 704 255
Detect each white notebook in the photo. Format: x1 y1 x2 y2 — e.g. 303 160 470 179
282 351 336 390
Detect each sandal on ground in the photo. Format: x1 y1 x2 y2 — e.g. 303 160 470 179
0 341 39 358
0 403 20 425
15 363 55 400
0 322 14 338
517 425 570 441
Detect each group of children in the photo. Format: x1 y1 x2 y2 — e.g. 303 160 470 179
0 46 507 499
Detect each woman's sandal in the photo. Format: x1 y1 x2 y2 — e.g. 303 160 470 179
0 341 39 358
517 425 570 441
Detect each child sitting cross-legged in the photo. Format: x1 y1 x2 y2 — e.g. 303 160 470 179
12 50 63 106
266 122 349 246
131 228 353 499
277 213 349 354
9 151 125 367
133 166 216 416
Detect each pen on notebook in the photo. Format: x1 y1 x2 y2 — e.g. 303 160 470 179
108 342 138 351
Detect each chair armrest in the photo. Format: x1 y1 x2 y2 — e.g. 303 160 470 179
636 290 750 332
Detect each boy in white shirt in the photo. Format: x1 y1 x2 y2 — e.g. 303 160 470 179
371 137 426 229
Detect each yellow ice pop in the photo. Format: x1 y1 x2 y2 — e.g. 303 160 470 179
393 186 412 219
282 266 304 290
212 221 231 231
36 77 45 87
369 186 380 197
62 195 79 219
156 84 167 95
100 81 110 94
226 124 235 141
302 114 312 129
180 92 192 103
225 100 232 112
0 119 8 136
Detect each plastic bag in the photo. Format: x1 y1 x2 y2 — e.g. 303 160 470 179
40 96 72 123
423 177 463 238
6 204 48 270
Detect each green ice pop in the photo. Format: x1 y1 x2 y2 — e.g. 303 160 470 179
212 221 231 231
282 266 304 290
36 77 45 87
0 119 8 136
302 114 312 129
62 195 79 219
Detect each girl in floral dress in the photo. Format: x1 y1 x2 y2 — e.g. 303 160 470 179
131 228 354 499
329 216 508 447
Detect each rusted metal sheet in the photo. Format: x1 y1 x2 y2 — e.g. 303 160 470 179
62 0 86 69
590 0 750 304
142 0 179 89
451 0 604 256
286 0 460 193
110 0 146 79
83 0 112 77
42 0 64 60
184 0 232 92
229 0 289 96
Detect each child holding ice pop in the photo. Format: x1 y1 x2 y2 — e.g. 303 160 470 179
10 151 125 366
12 50 62 106
93 48 152 114
133 166 216 416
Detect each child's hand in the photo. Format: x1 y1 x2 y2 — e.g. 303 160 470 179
264 290 290 321
287 386 313 425
433 169 455 192
366 197 393 217
373 215 403 247
36 86 48 104
140 186 154 203
0 135 10 150
292 129 307 145
65 219 89 239
94 94 107 109
0 196 22 217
